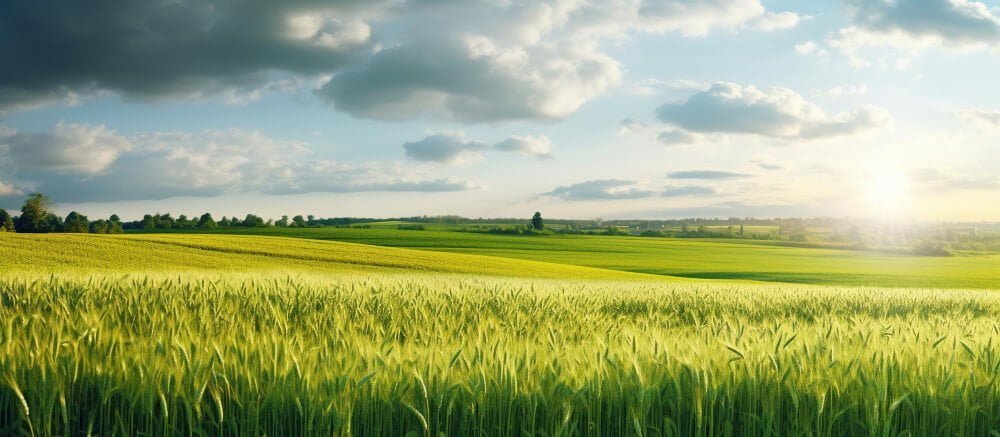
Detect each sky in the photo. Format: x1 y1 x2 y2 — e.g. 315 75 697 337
1 0 999 221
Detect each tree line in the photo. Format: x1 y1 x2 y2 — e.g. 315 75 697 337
0 193 123 234
120 213 374 230
0 193 390 234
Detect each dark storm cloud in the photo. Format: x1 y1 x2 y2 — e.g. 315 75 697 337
0 0 795 121
0 0 379 110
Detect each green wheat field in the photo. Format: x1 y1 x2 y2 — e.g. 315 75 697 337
4 232 1000 435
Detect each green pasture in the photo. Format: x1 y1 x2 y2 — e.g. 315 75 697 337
0 233 639 280
128 226 1000 289
3 232 1000 434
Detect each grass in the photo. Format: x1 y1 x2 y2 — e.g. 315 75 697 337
4 233 1000 435
0 232 640 280
131 226 1000 289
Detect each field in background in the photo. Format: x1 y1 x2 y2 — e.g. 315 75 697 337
129 226 1000 289
3 232 1000 434
0 233 640 280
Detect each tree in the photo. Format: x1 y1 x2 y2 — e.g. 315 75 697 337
109 218 124 234
89 219 110 234
0 209 13 232
139 214 156 229
157 213 175 229
242 214 264 227
64 211 90 233
292 215 306 227
15 193 53 233
41 213 63 233
276 215 289 227
197 213 217 229
531 212 544 230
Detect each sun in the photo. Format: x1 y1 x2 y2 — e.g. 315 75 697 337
866 168 909 216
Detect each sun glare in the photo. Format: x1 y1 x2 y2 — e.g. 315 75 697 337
866 168 909 216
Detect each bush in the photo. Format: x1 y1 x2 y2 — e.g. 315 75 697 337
911 240 953 257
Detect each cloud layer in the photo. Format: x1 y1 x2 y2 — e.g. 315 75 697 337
403 133 489 163
403 133 553 163
667 170 750 180
797 0 1000 69
1 0 801 122
0 0 381 111
0 124 476 203
492 135 553 159
959 109 1000 128
545 178 730 201
0 123 131 174
545 179 659 201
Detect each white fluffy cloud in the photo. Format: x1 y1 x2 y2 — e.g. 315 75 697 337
0 123 131 174
316 0 800 122
618 118 713 146
751 11 806 32
656 82 891 140
0 179 21 196
637 0 766 36
795 41 828 56
0 125 477 203
839 0 1000 49
321 35 622 122
782 1 1000 70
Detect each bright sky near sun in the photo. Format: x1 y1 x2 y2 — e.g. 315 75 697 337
1 0 999 221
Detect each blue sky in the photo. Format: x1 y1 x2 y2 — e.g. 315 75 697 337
1 0 999 220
